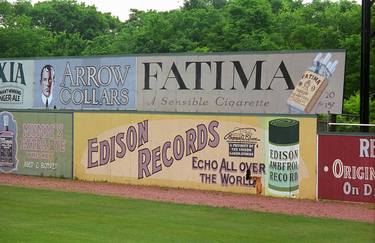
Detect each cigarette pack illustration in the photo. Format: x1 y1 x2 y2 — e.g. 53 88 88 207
287 53 338 113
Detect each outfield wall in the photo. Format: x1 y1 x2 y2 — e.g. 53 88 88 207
318 134 375 203
3 51 366 202
0 110 73 178
74 112 317 199
4 110 374 203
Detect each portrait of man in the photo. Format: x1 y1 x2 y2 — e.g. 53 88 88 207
40 64 55 108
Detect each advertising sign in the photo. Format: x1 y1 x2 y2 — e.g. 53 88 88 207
0 60 34 109
33 57 136 110
318 134 375 203
137 51 345 114
0 111 73 178
74 112 317 199
0 111 17 172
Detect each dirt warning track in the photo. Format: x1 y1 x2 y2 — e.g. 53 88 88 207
0 174 373 223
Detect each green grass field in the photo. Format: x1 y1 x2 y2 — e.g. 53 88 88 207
0 185 373 243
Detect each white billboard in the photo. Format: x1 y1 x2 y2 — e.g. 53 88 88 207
137 51 346 114
0 60 34 109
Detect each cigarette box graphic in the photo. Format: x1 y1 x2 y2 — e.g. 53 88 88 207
287 53 338 113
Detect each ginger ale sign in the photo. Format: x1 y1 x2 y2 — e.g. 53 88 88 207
0 60 34 109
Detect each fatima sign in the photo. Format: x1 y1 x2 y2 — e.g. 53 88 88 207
137 51 345 114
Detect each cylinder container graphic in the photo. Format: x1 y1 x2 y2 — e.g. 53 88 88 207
268 118 299 197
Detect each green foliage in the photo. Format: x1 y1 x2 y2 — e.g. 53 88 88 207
321 92 375 132
183 0 227 10
1 185 374 243
49 32 88 56
0 0 121 57
0 27 52 57
30 0 121 40
335 92 375 132
0 0 372 118
81 34 115 56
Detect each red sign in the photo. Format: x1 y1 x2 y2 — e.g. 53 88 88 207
318 134 375 203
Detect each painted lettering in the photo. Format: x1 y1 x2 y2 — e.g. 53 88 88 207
0 62 26 85
138 120 220 179
359 138 375 158
87 120 149 169
142 60 294 91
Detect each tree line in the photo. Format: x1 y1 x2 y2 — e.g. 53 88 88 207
0 0 373 123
